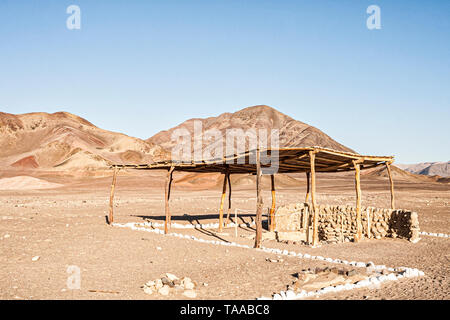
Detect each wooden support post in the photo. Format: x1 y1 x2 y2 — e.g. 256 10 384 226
225 173 232 226
108 167 118 225
234 209 238 238
386 162 395 210
164 166 175 234
218 172 228 232
254 150 263 248
269 174 276 232
353 160 363 242
305 171 310 203
309 151 318 246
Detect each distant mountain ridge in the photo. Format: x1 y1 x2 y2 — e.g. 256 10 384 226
2 107 446 185
397 162 450 178
146 105 355 159
0 111 168 170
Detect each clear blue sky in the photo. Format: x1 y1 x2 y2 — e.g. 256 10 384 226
0 0 449 163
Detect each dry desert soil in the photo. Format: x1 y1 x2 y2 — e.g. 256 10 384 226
0 169 449 300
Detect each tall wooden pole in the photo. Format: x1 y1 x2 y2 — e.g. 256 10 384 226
254 150 263 248
108 167 118 225
164 166 175 234
310 151 318 246
353 160 362 242
305 171 310 203
218 172 228 232
386 162 395 210
225 172 232 225
269 174 276 232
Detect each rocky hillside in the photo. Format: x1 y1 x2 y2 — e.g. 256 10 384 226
147 105 354 160
0 111 168 170
397 162 450 178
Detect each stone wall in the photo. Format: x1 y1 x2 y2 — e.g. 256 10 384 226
274 203 420 243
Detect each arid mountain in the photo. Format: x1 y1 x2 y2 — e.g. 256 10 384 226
363 165 449 183
0 111 168 170
397 162 450 178
147 105 354 160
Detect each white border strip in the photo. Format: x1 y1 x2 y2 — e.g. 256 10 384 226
133 221 255 230
112 222 425 300
420 231 449 238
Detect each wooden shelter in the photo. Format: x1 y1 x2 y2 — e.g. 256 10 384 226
108 147 395 248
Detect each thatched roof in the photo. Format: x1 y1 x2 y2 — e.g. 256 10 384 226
112 147 393 174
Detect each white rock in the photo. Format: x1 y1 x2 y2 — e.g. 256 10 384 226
184 281 195 290
4 234 10 238
155 279 163 289
273 293 282 300
286 290 296 299
145 280 156 287
31 256 40 262
356 279 371 287
387 273 398 281
334 285 345 292
183 290 197 298
356 262 366 268
165 273 178 281
158 285 170 296
344 283 355 290
324 286 336 293
377 275 388 282
143 286 153 295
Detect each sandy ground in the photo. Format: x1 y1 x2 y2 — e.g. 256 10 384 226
0 170 449 300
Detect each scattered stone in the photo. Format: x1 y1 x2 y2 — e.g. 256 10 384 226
143 286 153 295
183 280 195 290
183 290 197 298
161 277 171 286
144 273 197 297
31 256 40 262
158 285 170 296
155 279 163 289
145 280 155 287
346 269 357 277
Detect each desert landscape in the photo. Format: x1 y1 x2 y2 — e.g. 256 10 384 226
0 106 448 300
